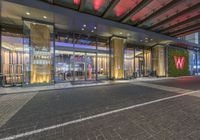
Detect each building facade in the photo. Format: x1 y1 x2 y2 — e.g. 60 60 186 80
0 0 200 87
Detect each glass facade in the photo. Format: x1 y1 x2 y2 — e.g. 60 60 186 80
1 32 24 86
54 32 109 82
124 46 152 79
0 20 199 87
189 50 200 76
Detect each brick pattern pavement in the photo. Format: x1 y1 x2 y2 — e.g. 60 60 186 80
0 92 37 127
16 92 200 140
132 82 192 93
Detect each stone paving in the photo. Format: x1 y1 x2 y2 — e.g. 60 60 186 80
0 77 200 140
15 91 200 140
0 92 37 128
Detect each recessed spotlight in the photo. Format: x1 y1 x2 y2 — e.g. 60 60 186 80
91 30 94 33
81 28 84 31
83 24 86 27
140 40 143 42
145 37 148 40
150 39 153 41
120 32 122 35
26 12 30 15
43 16 47 19
94 26 97 29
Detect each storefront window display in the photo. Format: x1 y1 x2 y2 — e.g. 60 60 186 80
1 31 24 86
55 33 100 82
124 48 134 78
97 38 110 79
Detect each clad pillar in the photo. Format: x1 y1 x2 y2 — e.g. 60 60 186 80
29 23 52 84
111 37 125 79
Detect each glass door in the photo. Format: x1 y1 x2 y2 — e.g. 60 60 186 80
86 52 96 81
74 52 86 81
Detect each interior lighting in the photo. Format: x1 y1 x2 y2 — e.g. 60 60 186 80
93 0 105 11
73 0 80 5
43 16 47 19
26 12 30 15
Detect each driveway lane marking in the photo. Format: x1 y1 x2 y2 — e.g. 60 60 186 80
0 90 199 140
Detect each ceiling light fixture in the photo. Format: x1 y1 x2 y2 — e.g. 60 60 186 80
83 24 86 27
26 12 30 15
43 16 47 19
91 30 94 33
120 32 122 35
94 26 97 29
81 28 84 31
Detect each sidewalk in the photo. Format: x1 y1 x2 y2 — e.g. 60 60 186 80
0 77 175 95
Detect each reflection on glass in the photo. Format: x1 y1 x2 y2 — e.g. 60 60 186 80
55 50 73 81
198 52 200 75
74 34 96 50
86 53 96 80
1 33 24 86
135 48 144 77
124 48 134 78
189 50 199 75
74 52 86 80
97 38 109 79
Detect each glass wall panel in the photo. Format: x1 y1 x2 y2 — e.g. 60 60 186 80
55 33 74 82
124 48 134 78
55 50 73 82
97 38 109 79
189 50 197 75
198 51 200 75
74 34 96 50
135 48 144 77
86 52 96 80
23 20 54 84
74 52 86 81
1 32 24 86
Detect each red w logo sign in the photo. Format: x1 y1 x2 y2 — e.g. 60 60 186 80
174 56 185 70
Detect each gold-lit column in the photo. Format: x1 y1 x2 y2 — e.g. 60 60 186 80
111 38 125 79
30 23 51 84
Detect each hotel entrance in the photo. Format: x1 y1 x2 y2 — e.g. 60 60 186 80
74 52 96 81
54 33 103 83
124 46 152 79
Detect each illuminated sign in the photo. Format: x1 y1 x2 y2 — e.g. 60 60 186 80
174 56 185 70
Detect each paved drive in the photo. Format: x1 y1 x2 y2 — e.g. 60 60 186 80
0 76 200 140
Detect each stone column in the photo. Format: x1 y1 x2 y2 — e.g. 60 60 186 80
111 37 125 79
